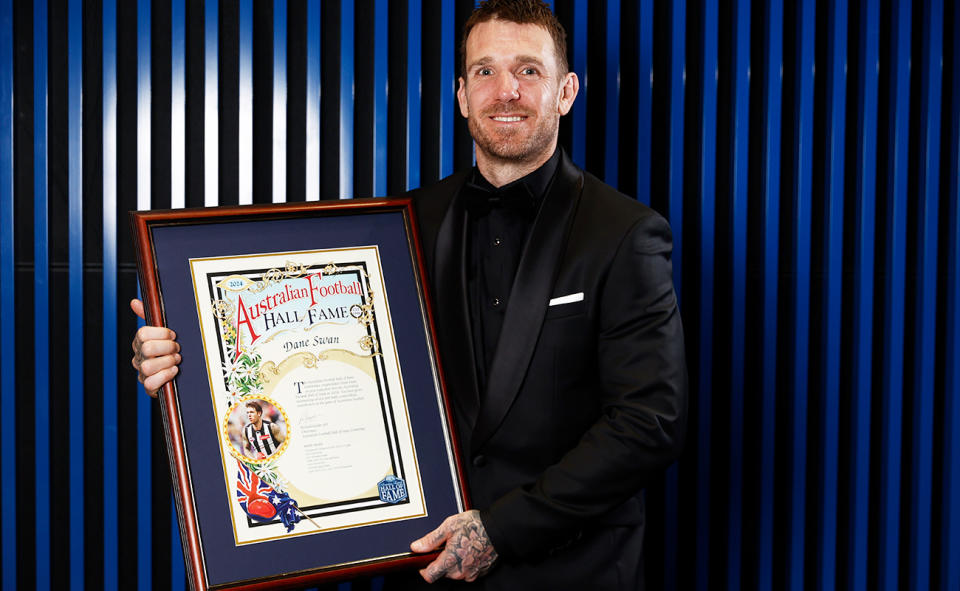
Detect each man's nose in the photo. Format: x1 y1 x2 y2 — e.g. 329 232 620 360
495 72 520 101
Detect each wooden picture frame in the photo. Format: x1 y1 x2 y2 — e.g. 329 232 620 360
131 198 468 590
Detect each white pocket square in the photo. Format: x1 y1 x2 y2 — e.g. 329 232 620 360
549 292 584 306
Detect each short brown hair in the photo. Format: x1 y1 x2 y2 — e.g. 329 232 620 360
460 0 569 79
245 401 263 415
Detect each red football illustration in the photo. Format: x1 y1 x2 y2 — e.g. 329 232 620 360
246 498 277 519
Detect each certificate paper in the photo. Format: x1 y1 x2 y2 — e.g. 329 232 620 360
190 246 425 545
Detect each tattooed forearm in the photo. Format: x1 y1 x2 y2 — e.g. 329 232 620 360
412 510 499 583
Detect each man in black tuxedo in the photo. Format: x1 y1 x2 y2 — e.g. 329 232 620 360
131 1 686 588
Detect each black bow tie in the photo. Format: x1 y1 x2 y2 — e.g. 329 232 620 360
462 181 538 219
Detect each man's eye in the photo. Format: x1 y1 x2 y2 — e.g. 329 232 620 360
478 68 493 76
521 68 537 75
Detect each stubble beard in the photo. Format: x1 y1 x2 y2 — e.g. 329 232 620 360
468 108 559 164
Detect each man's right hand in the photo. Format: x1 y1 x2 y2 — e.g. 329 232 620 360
131 298 181 397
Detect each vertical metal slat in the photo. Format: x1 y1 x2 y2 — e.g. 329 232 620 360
136 0 152 587
102 1 119 587
603 0 619 186
877 1 911 587
273 0 287 203
68 0 84 586
758 2 783 587
237 0 252 204
0 0 15 587
818 1 847 588
171 0 185 209
306 0 320 200
942 7 960 585
339 0 353 198
170 0 187 582
204 0 218 206
33 0 50 586
439 0 453 178
847 1 878 588
726 0 750 587
635 0 652 205
667 0 685 298
908 1 942 588
405 0 420 191
569 0 586 168
787 1 816 588
372 0 387 196
695 1 718 588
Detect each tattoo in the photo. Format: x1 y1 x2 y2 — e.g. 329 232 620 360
424 510 498 582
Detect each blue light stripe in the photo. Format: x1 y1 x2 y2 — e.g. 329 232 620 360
170 1 186 582
137 0 152 587
306 0 320 200
102 2 118 587
339 0 354 198
205 0 218 206
787 2 815 588
68 0 84 586
273 0 287 203
667 0 685 299
0 0 14 588
238 0 252 204
603 0 619 186
570 0 586 168
171 0 185 209
818 2 847 589
758 2 783 587
847 2 878 589
695 2 717 588
372 0 387 196
726 0 750 587
908 2 942 588
405 0 421 191
439 0 453 178
33 0 50 586
943 13 960 585
878 2 911 587
635 0 652 205
170 496 184 590
663 6 685 586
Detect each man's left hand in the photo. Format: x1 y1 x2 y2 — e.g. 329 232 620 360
410 510 498 583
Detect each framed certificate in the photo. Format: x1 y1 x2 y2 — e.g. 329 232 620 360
131 199 468 590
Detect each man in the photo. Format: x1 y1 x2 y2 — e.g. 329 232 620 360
132 1 686 588
241 400 285 460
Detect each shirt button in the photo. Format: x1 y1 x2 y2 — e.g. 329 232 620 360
492 297 501 307
473 455 487 467
493 237 502 246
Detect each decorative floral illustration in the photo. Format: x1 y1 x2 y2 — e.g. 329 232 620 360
220 322 264 398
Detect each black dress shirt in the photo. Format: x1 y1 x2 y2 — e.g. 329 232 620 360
465 148 561 394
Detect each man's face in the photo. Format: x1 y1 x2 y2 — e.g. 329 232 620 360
457 19 577 165
246 407 260 424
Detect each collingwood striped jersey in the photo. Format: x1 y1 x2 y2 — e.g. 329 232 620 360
244 419 281 458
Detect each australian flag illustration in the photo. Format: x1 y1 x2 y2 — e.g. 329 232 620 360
235 460 302 532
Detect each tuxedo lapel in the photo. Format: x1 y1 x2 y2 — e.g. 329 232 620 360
433 183 482 431
471 154 584 454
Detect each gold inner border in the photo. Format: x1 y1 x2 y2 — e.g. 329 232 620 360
189 245 428 546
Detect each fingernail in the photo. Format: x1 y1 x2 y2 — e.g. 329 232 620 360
175 353 182 362
172 366 179 374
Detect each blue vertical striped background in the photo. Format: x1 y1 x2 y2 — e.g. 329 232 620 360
0 1 957 589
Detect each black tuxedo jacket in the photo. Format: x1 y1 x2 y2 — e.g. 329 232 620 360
407 151 687 589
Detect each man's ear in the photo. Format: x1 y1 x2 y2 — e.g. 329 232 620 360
557 72 579 116
457 77 469 118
